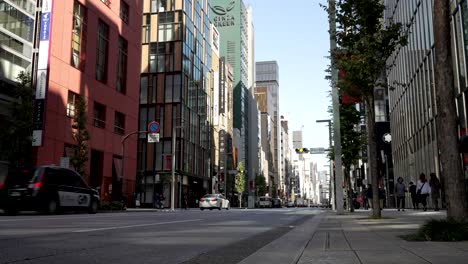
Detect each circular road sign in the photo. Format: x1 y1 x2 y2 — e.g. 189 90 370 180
148 121 160 133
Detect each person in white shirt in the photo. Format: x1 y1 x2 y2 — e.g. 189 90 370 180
416 173 431 211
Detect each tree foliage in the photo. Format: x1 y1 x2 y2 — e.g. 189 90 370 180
254 173 267 197
329 0 407 218
0 71 34 168
235 162 245 207
70 96 90 178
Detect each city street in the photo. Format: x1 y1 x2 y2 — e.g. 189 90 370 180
0 208 320 264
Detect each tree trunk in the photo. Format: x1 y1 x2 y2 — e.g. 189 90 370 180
433 0 468 222
239 195 242 208
366 95 381 218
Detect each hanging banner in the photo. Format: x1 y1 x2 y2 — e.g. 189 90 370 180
33 0 54 146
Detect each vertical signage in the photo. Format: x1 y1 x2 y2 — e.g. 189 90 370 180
219 129 226 172
33 0 54 146
211 25 220 57
213 72 219 126
219 57 226 114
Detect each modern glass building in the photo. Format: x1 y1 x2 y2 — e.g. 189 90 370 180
385 0 468 190
211 0 250 172
0 0 36 169
138 0 213 207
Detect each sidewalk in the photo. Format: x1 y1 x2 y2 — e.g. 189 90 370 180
241 209 468 264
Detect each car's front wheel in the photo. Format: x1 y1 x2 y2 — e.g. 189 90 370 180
200 207 204 211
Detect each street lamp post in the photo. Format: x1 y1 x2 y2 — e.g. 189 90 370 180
171 125 184 211
316 119 334 209
326 0 344 215
121 131 147 205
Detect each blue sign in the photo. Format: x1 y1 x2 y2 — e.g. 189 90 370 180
148 121 160 133
40 12 51 41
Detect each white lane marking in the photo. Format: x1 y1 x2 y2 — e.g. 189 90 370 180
0 212 166 222
72 219 202 233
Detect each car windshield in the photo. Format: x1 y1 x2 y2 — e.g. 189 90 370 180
203 194 219 198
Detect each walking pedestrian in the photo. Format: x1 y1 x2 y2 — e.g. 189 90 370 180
408 181 418 209
417 173 431 211
365 184 373 210
394 177 406 211
429 173 441 211
183 194 188 210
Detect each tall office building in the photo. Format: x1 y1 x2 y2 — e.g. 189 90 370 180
211 0 251 175
138 0 214 207
256 61 280 193
25 0 142 203
0 0 36 174
385 0 440 183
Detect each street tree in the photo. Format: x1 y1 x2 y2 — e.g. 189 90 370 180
433 0 468 222
331 0 407 218
0 71 34 168
254 173 267 197
70 96 90 179
327 102 364 212
235 162 245 208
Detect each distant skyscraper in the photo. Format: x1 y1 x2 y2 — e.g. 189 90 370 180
256 61 280 194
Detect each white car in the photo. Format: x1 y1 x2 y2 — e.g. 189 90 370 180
199 194 230 210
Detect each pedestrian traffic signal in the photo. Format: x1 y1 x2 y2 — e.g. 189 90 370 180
295 148 309 154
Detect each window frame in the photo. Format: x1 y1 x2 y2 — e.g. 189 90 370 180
96 19 110 83
116 36 128 94
93 102 106 129
67 91 78 118
114 111 126 135
71 0 87 70
120 0 129 24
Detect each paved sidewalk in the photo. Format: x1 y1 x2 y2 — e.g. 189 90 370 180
241 209 468 264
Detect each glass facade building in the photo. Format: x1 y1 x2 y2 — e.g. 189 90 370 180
138 0 213 207
0 0 36 171
385 0 468 186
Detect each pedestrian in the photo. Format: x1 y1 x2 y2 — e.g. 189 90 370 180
378 187 386 211
429 173 441 211
394 177 406 211
408 181 418 209
153 192 160 209
365 184 373 209
183 194 188 210
416 173 431 211
159 193 165 209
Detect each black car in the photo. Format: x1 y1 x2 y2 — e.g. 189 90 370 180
1 166 100 215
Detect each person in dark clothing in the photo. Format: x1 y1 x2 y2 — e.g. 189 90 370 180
408 181 418 209
429 173 441 211
366 184 373 209
183 194 188 210
394 177 406 211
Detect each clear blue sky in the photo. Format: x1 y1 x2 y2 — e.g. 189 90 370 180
245 0 331 170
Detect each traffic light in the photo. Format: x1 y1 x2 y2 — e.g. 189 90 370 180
295 148 309 154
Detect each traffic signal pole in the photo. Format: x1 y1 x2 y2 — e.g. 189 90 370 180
328 0 344 215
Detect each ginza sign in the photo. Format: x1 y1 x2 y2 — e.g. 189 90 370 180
212 1 235 27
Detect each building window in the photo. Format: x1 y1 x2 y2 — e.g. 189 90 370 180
101 0 111 7
120 0 129 24
117 36 128 94
96 20 109 82
93 102 106 128
157 12 182 42
114 111 125 135
67 91 78 117
71 1 87 70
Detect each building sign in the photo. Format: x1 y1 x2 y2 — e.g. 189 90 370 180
213 72 219 126
219 129 226 171
33 0 54 147
212 1 236 27
219 57 226 114
211 25 220 57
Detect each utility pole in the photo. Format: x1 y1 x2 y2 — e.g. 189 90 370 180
328 0 344 214
171 125 183 211
121 131 147 205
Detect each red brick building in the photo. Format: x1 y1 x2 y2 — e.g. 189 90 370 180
32 0 142 202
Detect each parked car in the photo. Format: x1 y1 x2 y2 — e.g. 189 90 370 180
1 166 100 215
199 194 230 210
258 196 272 208
272 198 282 208
286 200 296 208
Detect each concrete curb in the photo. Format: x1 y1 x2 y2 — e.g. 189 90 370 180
239 212 324 264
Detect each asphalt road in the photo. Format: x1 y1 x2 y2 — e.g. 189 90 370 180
0 208 321 264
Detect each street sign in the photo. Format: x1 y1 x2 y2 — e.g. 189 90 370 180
148 121 160 133
309 147 326 154
148 133 160 143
